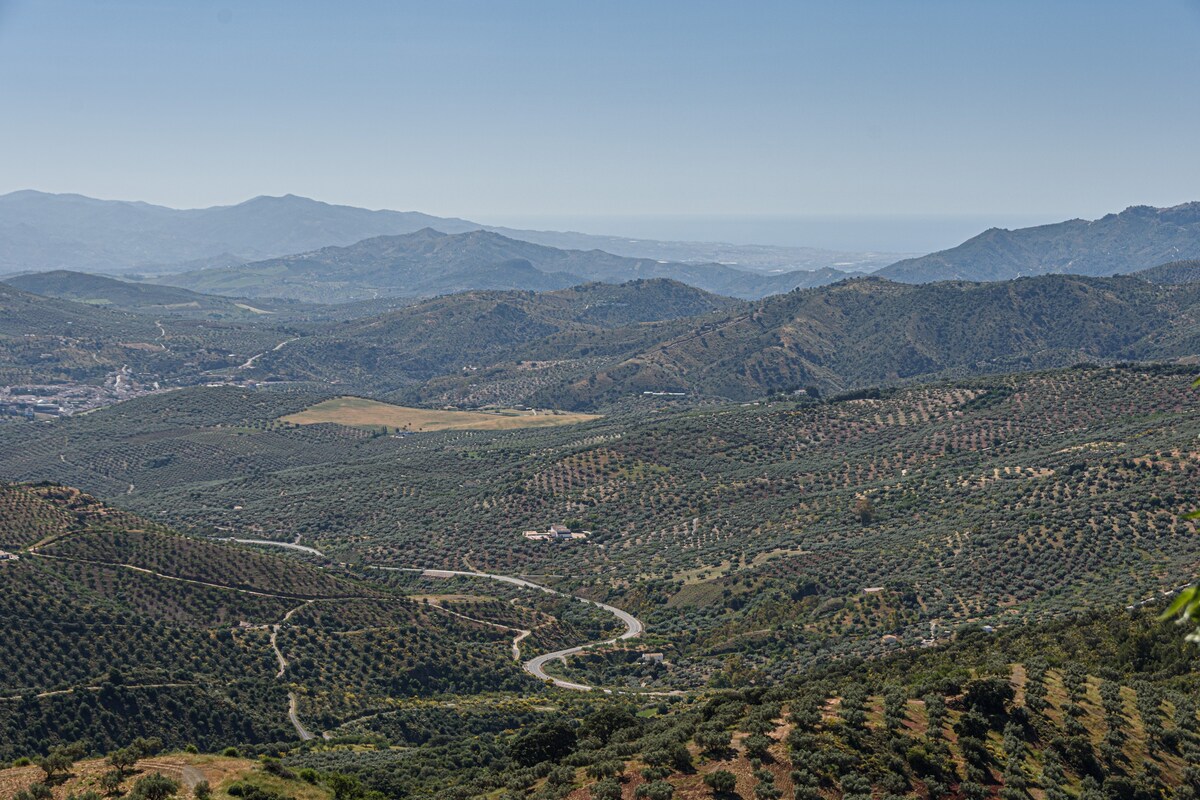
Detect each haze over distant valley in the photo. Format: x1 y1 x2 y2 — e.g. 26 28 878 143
0 190 903 278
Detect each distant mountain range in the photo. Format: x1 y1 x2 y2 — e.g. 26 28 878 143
0 191 472 273
6 189 1200 309
160 227 851 301
0 190 899 276
878 203 1200 282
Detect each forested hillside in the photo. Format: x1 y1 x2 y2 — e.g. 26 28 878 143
238 274 1200 407
1133 259 1200 285
537 273 1200 405
9 267 1200 408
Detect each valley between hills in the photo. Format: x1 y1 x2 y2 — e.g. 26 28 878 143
3 199 1200 800
9 2 1200 797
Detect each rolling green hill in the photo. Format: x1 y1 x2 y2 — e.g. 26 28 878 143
532 273 1200 405
0 282 299 386
0 483 545 759
239 274 1200 408
12 271 1199 410
234 279 733 395
2 367 1199 799
5 364 1200 676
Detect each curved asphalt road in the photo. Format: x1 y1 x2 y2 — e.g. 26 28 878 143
216 543 646 693
287 691 315 741
218 537 326 558
371 567 644 691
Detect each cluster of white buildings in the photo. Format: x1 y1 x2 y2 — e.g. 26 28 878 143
523 524 589 542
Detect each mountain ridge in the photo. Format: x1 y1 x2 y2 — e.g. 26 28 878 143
0 189 900 276
1132 258 1200 285
878 202 1200 283
234 272 1200 408
160 226 849 301
3 269 309 318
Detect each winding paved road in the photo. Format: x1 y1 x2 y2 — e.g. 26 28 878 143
219 538 325 558
370 567 644 691
287 691 315 741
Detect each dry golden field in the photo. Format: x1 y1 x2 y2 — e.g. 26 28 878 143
280 396 600 432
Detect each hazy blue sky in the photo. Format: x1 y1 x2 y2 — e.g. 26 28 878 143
1 0 1198 250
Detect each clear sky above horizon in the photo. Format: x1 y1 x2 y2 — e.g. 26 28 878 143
1 0 1198 250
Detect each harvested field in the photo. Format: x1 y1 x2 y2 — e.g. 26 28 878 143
281 396 600 432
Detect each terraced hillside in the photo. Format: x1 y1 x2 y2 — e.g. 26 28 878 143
5 548 1197 800
271 608 1199 800
1133 259 1200 285
235 279 735 397
0 484 587 760
3 370 1200 799
4 365 1199 686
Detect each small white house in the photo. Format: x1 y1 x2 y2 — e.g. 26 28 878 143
524 524 589 542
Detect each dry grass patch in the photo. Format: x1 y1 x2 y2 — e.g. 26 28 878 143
406 593 497 603
0 755 301 800
281 396 600 432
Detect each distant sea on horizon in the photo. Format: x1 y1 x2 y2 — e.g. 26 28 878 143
477 213 1060 255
